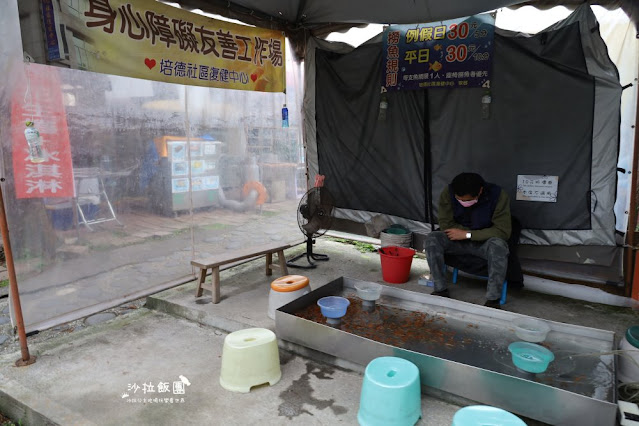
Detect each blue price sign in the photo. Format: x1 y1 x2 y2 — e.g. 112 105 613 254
41 0 62 61
382 14 495 90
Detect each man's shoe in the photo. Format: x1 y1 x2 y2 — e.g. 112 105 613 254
431 289 450 298
484 298 501 309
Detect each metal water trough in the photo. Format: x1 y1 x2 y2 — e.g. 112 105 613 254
275 277 617 426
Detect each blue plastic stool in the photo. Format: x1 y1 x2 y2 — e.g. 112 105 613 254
452 267 508 305
452 405 527 426
358 357 421 426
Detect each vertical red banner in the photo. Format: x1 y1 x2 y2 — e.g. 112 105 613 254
10 64 74 198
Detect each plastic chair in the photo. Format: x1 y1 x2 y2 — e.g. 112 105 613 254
358 356 422 426
452 267 508 305
219 328 281 393
268 275 310 319
452 405 526 426
73 167 121 230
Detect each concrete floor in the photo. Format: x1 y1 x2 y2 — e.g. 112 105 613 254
13 199 301 331
0 238 638 425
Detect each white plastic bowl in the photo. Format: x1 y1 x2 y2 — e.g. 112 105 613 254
354 282 383 301
514 318 551 343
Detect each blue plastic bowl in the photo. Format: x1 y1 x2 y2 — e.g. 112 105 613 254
317 296 350 319
508 342 555 374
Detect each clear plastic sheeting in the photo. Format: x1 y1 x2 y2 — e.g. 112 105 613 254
0 26 305 330
0 1 22 101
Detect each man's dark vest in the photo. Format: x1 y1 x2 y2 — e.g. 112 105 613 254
449 182 501 230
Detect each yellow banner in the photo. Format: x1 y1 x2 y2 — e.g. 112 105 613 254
77 0 285 92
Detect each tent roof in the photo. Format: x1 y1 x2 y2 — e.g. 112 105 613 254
173 0 636 58
175 0 635 28
184 0 527 25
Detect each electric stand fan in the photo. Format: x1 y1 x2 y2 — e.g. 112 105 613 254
287 186 335 269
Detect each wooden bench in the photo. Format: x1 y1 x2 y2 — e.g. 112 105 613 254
191 242 293 303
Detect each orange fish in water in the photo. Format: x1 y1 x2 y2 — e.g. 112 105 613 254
429 61 442 72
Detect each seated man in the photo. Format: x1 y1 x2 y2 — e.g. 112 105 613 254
425 172 511 308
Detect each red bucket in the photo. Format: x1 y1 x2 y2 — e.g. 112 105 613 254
379 246 416 284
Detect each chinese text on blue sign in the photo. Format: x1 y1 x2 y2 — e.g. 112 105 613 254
41 0 61 61
383 14 495 90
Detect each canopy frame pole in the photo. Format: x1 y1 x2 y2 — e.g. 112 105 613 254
0 178 35 366
625 61 639 298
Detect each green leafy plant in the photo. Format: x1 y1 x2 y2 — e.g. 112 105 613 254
327 237 378 253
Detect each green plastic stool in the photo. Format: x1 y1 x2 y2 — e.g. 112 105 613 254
358 357 421 426
452 405 527 426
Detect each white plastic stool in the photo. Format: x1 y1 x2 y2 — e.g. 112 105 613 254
268 275 310 319
220 328 281 393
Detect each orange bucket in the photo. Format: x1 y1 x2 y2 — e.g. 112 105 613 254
379 246 415 284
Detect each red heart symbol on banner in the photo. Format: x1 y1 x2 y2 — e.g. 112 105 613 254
144 58 156 70
250 72 258 82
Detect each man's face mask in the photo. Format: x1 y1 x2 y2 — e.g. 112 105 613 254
456 187 482 208
457 198 478 208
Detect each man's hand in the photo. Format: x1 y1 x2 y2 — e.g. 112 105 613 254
444 228 469 241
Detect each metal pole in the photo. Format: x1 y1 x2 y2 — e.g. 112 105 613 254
184 86 195 268
625 63 639 298
0 178 35 366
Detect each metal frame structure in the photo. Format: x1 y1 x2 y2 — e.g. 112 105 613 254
73 167 122 231
0 180 35 366
276 277 618 425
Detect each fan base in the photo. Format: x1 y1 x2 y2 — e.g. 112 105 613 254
286 251 329 269
287 238 329 269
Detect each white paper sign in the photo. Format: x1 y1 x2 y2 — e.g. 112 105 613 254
516 175 558 202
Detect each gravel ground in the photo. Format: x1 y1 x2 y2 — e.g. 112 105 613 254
0 412 16 425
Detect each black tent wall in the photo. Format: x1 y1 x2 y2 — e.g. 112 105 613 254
315 45 427 222
315 23 597 231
